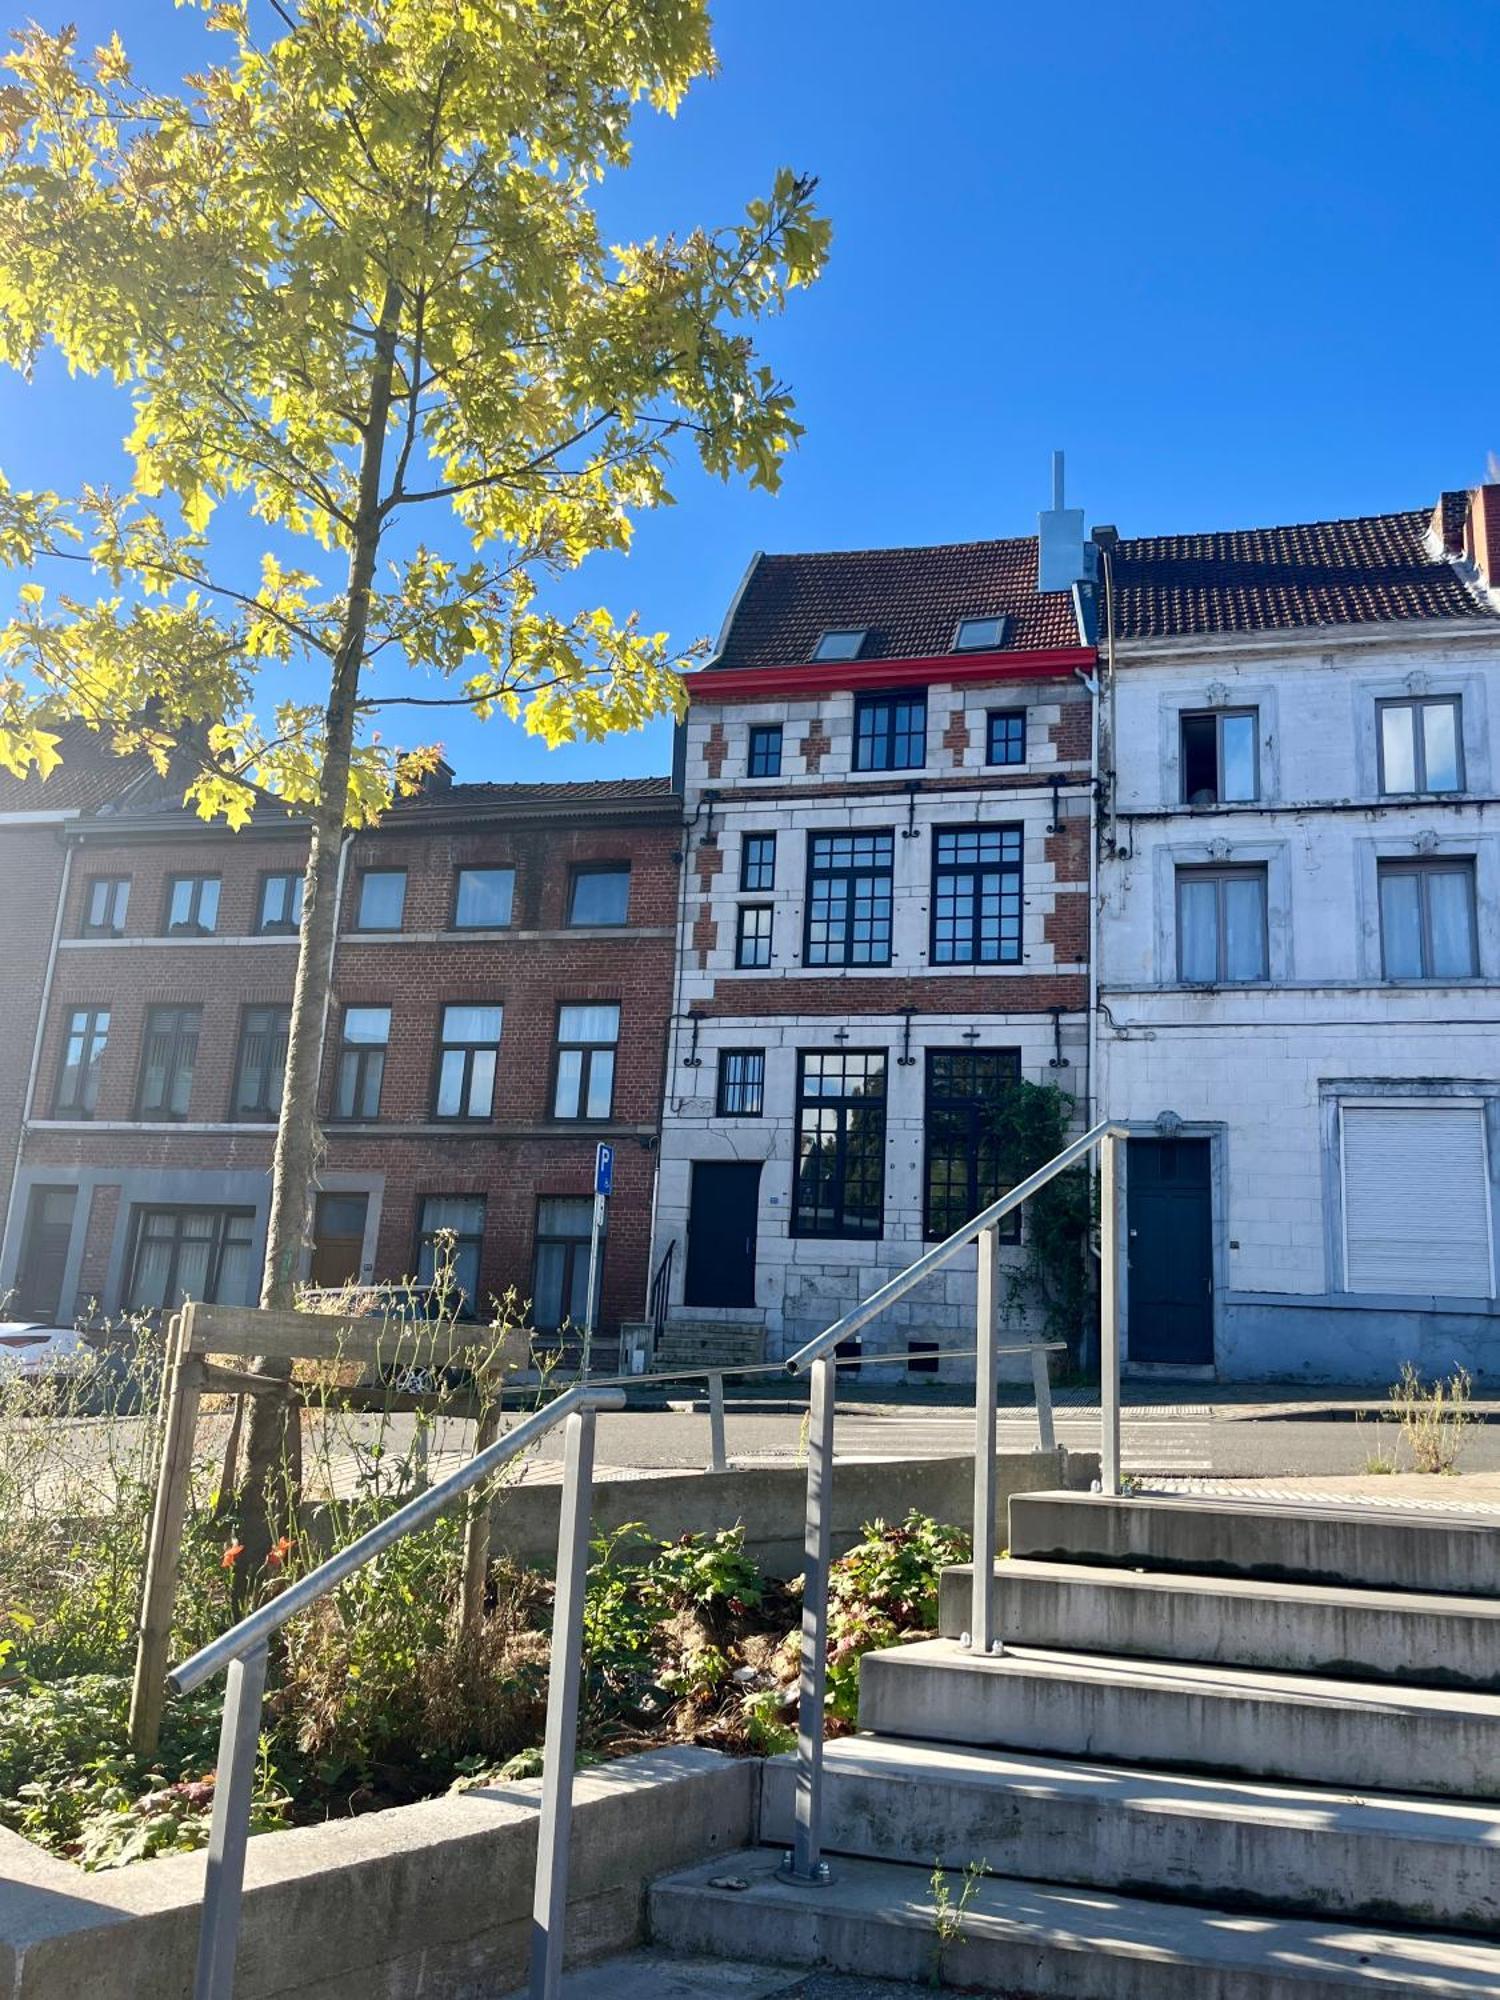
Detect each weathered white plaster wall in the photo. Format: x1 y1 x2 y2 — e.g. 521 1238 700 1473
1099 624 1500 1381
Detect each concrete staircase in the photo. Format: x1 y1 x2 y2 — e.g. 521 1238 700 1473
649 1491 1500 1995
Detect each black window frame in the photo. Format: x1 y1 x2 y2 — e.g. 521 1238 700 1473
414 1194 486 1319
1377 696 1465 796
1180 707 1260 806
803 828 894 967
853 691 926 772
740 832 776 892
331 1004 390 1121
954 615 1009 652
52 1004 110 1119
931 825 1023 966
566 863 630 927
1377 857 1479 980
125 1204 256 1313
793 1048 887 1240
717 1048 766 1117
230 1002 291 1122
985 709 1026 767
923 1048 1023 1242
432 1001 503 1121
553 1002 620 1121
747 724 783 778
354 867 407 932
1175 863 1270 985
81 875 129 938
452 865 516 931
163 873 221 937
256 871 304 936
736 903 773 968
135 1004 202 1121
812 628 868 662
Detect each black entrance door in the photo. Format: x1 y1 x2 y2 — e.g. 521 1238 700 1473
684 1162 761 1308
15 1185 77 1321
1126 1138 1214 1365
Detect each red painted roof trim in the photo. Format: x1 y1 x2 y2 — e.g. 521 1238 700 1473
686 645 1095 704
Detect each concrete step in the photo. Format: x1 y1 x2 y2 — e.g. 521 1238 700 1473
650 1846 1500 1997
939 1559 1500 1688
760 1736 1500 1934
1007 1491 1500 1595
857 1639 1500 1796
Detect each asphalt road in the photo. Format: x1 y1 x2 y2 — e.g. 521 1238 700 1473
25 1392 1500 1506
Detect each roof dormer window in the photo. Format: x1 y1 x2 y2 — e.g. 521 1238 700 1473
812 628 867 662
953 615 1009 652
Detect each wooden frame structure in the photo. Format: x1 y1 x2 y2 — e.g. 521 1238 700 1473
128 1300 522 1757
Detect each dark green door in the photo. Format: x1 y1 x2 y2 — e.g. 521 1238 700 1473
1126 1138 1214 1365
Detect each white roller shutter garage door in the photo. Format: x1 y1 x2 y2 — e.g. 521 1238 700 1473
1341 1102 1494 1296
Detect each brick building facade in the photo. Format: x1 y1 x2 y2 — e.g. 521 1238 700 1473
652 527 1099 1369
0 764 681 1344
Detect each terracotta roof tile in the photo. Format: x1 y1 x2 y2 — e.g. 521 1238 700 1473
715 536 1081 667
1109 508 1494 640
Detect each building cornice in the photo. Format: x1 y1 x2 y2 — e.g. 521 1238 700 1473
1112 618 1500 668
684 646 1095 705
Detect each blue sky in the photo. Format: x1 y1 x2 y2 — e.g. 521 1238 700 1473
2 0 1497 785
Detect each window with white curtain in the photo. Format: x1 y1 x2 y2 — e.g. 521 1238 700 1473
1176 865 1268 983
532 1196 601 1331
1378 859 1477 980
415 1194 486 1314
553 1003 620 1119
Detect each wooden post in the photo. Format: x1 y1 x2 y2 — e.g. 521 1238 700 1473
129 1310 206 1759
458 1401 502 1639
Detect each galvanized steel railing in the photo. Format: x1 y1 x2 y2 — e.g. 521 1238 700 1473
168 1382 626 2000
777 1118 1126 1885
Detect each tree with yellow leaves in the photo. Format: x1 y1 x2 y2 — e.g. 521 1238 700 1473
0 0 828 1562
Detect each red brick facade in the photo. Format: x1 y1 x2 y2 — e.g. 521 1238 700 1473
1 782 681 1342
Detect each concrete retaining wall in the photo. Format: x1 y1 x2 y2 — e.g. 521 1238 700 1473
0 1746 754 2000
487 1447 1098 1578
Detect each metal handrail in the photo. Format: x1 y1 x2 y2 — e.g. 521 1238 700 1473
784 1118 1124 1374
779 1119 1126 1888
171 1381 626 2000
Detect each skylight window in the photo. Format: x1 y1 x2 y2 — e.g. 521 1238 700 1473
812 628 867 662
953 616 1008 652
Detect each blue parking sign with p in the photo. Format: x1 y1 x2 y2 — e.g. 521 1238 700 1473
594 1142 614 1197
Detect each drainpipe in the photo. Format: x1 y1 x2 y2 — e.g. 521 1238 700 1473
1073 665 1102 1130
1 836 73 1296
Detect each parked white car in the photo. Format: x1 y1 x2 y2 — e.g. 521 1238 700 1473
0 1320 91 1386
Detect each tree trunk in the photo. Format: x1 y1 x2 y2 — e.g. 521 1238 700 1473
234 281 405 1583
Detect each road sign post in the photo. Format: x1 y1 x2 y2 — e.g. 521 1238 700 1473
581 1144 613 1379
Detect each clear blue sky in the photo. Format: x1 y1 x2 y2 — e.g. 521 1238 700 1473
2 1 1497 785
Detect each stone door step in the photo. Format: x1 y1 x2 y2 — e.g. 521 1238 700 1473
939 1558 1500 1687
857 1639 1500 1797
1007 1491 1500 1595
650 1847 1500 1997
760 1736 1500 1934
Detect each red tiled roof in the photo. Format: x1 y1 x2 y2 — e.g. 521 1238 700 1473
1109 508 1495 640
714 537 1082 668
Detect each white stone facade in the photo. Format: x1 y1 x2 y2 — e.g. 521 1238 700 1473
655 667 1094 1372
1098 621 1500 1382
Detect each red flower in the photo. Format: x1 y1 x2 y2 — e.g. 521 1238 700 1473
266 1537 292 1568
221 1542 245 1570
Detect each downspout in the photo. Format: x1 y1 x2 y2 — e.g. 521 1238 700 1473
1 835 73 1295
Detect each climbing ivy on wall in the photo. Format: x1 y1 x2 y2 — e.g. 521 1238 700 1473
981 1080 1096 1362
